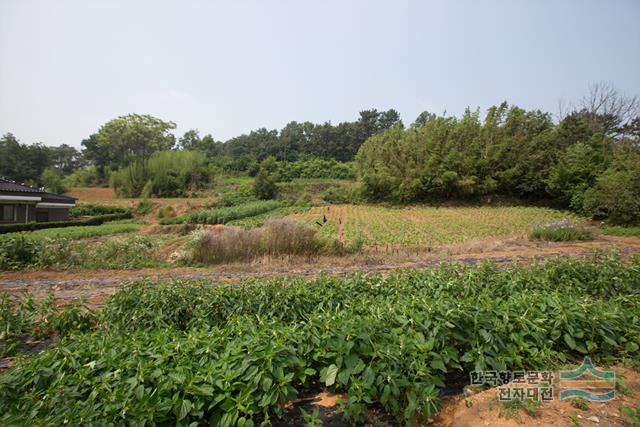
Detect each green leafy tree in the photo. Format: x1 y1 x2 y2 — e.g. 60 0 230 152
179 129 202 150
582 151 640 224
40 167 67 194
82 114 176 174
253 157 278 200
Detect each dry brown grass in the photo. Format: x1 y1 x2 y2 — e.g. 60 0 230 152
186 219 334 264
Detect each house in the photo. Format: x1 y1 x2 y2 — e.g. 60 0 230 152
0 178 77 224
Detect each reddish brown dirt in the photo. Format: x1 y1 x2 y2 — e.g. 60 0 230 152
435 366 640 427
68 187 116 199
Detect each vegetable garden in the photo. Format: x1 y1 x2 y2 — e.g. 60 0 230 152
289 205 583 246
1 254 639 425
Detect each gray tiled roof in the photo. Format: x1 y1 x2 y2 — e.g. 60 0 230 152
0 178 43 193
0 178 77 201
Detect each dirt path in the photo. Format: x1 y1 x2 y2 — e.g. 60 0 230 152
1 235 639 305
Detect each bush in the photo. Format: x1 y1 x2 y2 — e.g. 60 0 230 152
40 167 67 194
582 154 640 225
157 206 175 219
529 221 594 242
0 235 42 270
0 212 133 234
110 151 212 197
254 157 278 200
70 203 129 217
63 166 102 187
135 199 154 215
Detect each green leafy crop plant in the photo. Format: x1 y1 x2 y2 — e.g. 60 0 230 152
1 253 639 425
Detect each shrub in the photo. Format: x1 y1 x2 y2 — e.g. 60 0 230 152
135 199 154 215
40 167 67 194
254 157 278 200
157 206 175 219
70 203 129 217
582 155 640 225
63 166 101 187
0 235 43 270
110 151 212 197
529 221 594 241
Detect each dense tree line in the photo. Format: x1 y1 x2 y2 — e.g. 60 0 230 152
0 133 82 192
356 84 639 224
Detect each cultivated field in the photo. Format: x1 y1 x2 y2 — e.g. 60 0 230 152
290 204 583 246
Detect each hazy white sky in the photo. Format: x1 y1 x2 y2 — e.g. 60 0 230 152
1 0 639 148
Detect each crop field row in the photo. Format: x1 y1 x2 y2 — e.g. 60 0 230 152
2 220 140 241
289 204 582 246
1 255 638 425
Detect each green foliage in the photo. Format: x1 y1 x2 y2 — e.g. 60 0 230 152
226 206 303 228
0 234 42 270
0 293 96 357
0 212 133 234
70 203 129 216
501 398 541 419
0 234 163 271
211 184 257 207
135 199 154 215
354 105 640 224
63 166 101 187
529 223 594 241
620 406 640 426
1 133 81 185
82 114 176 174
157 206 176 219
274 158 355 181
110 150 211 197
162 200 283 225
582 150 640 225
321 185 361 204
83 235 161 269
40 167 67 194
603 226 640 238
254 157 278 200
569 397 590 410
3 221 139 241
1 255 639 424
